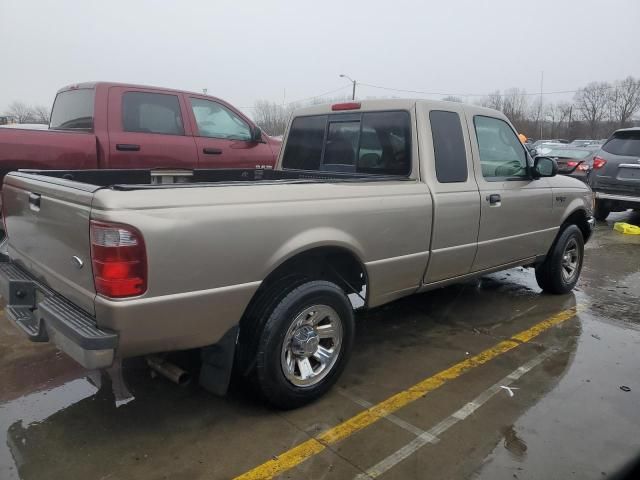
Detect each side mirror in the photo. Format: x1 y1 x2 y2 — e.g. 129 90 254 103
250 125 264 143
532 156 558 178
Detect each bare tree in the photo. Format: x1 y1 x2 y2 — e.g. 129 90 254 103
32 105 51 124
609 76 640 128
502 88 529 131
252 100 295 136
544 102 561 138
574 82 611 138
478 90 502 111
308 95 350 106
5 101 35 123
556 102 575 139
528 97 544 138
253 95 350 136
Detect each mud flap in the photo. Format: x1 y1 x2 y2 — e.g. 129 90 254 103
199 325 238 396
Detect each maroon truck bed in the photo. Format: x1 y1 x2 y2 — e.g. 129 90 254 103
0 82 280 185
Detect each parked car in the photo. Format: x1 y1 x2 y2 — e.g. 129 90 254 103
590 127 640 220
569 139 604 148
0 99 594 408
532 142 567 157
541 145 601 182
0 82 281 186
533 139 570 147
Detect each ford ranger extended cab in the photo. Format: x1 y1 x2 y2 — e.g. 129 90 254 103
0 99 594 408
0 82 281 184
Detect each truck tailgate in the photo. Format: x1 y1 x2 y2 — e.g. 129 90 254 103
3 173 99 314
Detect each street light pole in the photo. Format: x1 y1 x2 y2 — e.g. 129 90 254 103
339 74 356 100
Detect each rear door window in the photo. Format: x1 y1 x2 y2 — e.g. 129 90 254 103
429 110 468 183
122 92 184 135
50 88 95 130
282 111 411 176
602 131 640 157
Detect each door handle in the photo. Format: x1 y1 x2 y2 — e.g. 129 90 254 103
486 193 501 206
116 144 140 151
203 148 223 155
28 192 41 211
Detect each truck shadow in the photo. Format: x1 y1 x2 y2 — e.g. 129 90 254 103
3 268 580 480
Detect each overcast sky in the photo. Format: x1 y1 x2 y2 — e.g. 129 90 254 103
1 0 639 117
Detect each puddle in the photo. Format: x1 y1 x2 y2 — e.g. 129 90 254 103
500 425 528 461
0 378 97 479
475 309 640 479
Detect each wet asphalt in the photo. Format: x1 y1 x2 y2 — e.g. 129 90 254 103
0 211 639 480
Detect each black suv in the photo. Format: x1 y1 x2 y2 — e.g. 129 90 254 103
590 127 640 220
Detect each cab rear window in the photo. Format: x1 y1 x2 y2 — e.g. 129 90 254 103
282 111 411 176
602 131 640 157
49 88 95 130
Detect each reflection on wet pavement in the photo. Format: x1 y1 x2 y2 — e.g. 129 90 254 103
1 378 97 479
0 211 638 480
500 425 527 461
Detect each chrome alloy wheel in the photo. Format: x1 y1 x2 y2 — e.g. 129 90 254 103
561 238 580 283
280 305 343 387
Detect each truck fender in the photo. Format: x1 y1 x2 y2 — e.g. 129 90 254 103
262 227 367 279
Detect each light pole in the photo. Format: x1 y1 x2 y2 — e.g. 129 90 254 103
339 74 356 100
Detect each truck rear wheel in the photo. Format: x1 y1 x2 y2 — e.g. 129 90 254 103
254 280 354 409
535 224 584 294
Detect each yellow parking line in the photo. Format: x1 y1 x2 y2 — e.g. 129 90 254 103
233 306 580 480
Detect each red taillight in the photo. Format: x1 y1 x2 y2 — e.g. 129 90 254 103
593 156 607 169
90 220 147 298
567 161 578 167
331 102 361 111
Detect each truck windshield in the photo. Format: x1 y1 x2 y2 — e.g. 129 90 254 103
49 88 95 130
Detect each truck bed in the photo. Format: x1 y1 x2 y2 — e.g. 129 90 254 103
0 129 97 184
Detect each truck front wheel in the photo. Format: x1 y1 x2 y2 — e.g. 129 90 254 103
254 280 354 409
535 224 584 294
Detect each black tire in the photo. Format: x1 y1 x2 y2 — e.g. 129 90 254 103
594 200 610 221
254 280 354 409
535 224 584 294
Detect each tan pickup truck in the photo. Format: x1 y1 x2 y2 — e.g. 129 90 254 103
0 99 594 408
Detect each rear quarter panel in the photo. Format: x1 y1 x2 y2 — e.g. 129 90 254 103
91 180 432 356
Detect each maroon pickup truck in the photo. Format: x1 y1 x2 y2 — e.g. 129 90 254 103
0 82 281 183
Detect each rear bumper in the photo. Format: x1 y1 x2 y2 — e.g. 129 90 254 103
0 258 116 369
595 191 640 205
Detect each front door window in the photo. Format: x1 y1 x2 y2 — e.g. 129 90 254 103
474 116 528 180
190 98 251 141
